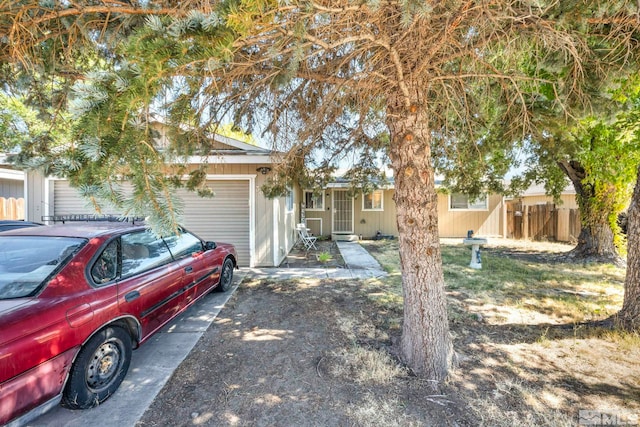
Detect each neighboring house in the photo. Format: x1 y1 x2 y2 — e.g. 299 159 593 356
303 179 579 242
0 157 26 220
9 135 299 268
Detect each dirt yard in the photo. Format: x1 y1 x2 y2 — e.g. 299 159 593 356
137 240 640 427
136 277 473 426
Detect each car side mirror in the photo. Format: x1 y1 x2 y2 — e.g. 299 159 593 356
205 241 217 250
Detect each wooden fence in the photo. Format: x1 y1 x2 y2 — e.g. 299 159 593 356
0 197 25 220
506 201 580 242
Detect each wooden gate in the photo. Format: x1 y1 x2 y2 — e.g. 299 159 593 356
528 203 557 241
569 208 581 240
507 201 580 242
506 201 524 239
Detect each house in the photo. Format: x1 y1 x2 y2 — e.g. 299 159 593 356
3 135 300 268
0 157 27 220
5 133 581 265
302 179 579 242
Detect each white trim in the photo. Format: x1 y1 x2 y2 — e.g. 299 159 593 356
148 116 271 153
303 189 325 211
43 177 52 222
362 189 384 211
332 189 354 234
273 198 280 267
0 168 24 180
306 218 322 236
202 175 257 268
213 133 272 152
23 172 29 220
325 182 395 189
448 193 489 211
184 154 276 164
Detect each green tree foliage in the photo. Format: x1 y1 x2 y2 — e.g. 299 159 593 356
3 0 640 376
615 73 640 329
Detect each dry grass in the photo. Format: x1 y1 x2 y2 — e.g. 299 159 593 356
348 394 420 427
360 238 640 425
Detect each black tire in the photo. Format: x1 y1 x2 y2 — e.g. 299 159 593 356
216 258 234 292
62 326 132 409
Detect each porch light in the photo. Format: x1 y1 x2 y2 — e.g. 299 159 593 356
256 166 272 174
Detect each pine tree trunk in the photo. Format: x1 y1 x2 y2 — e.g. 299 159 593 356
558 160 623 265
387 95 453 382
618 165 640 329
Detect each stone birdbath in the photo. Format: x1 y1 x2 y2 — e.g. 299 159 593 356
463 237 488 269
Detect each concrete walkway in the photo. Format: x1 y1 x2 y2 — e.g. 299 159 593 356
28 242 385 427
244 241 387 280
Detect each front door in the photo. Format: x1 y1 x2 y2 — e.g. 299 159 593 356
332 190 353 233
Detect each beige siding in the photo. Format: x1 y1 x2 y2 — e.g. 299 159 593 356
305 188 578 240
304 189 397 238
306 188 504 238
437 193 503 238
303 190 332 237
518 194 578 209
353 189 397 238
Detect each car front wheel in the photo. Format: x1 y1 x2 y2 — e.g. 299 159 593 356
62 326 132 409
216 258 234 292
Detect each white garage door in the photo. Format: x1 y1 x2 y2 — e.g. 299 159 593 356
53 180 251 267
177 181 250 267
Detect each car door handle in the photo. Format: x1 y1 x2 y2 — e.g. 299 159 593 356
185 266 193 273
125 291 140 302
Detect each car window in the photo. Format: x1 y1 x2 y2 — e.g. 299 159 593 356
91 239 119 284
0 236 85 299
163 230 204 260
120 231 173 278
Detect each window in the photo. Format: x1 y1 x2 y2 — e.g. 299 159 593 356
163 230 204 260
449 193 488 211
121 231 173 277
91 239 119 284
285 187 294 212
303 190 324 211
0 236 84 298
362 190 384 211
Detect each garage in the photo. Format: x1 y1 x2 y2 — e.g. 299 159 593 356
177 180 251 267
52 179 252 267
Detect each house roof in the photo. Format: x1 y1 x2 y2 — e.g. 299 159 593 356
149 119 276 165
325 175 395 189
513 182 576 197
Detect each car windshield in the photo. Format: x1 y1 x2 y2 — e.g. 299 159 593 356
0 236 86 299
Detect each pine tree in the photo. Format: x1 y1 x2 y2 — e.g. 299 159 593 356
3 0 640 378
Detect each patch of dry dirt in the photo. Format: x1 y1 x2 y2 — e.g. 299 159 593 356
136 279 474 426
137 239 640 427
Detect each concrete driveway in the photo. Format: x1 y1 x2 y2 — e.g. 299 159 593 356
27 271 247 427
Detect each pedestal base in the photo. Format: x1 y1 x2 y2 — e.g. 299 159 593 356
463 238 487 270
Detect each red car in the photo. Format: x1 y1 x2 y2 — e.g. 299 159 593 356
0 220 237 426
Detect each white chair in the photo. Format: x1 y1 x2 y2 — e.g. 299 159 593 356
296 223 318 250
